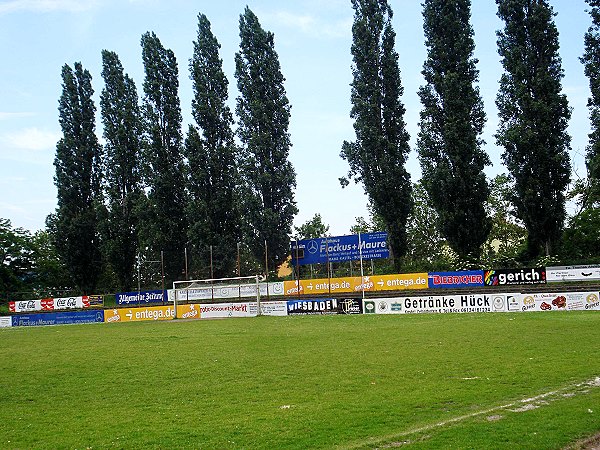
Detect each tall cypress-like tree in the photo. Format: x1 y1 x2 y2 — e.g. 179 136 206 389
185 14 242 278
417 0 490 260
235 7 298 275
496 0 571 257
140 32 187 284
341 0 412 266
53 62 103 293
581 0 600 205
100 50 142 291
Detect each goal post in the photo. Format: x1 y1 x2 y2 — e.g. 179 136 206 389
172 275 263 318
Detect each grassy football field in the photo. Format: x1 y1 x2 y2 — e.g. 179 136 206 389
0 312 599 449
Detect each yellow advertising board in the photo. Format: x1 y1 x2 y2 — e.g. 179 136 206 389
104 305 175 323
369 273 428 291
176 303 201 320
283 273 428 296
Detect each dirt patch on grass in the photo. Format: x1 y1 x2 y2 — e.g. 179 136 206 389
565 432 600 450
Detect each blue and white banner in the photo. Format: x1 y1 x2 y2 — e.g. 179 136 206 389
287 298 340 315
428 270 484 289
291 232 389 265
12 310 105 327
116 290 166 305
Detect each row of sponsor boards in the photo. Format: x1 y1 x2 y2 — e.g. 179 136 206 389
8 296 102 313
365 291 600 314
171 282 284 302
284 273 429 296
103 302 290 323
3 293 599 328
7 265 600 315
284 269 547 295
284 265 600 292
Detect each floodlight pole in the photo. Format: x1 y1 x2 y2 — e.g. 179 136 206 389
359 232 365 301
184 247 188 280
237 242 241 277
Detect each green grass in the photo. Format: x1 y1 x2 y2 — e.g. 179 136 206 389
0 313 599 449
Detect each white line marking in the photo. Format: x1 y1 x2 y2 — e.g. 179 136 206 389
341 376 600 449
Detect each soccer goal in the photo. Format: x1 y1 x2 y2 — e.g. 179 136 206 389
172 275 264 318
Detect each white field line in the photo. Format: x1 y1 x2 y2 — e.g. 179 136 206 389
341 377 600 450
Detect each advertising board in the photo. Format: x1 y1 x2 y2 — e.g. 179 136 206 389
198 303 256 319
254 301 288 316
519 292 600 312
87 295 104 306
104 306 175 323
176 304 201 320
428 270 484 289
286 298 341 315
116 290 166 306
53 296 90 310
484 268 546 286
546 265 600 282
291 232 389 265
9 300 42 313
364 293 509 315
0 316 12 328
12 311 104 327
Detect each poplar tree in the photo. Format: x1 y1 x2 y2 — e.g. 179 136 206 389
235 7 298 274
496 0 571 257
581 0 600 205
141 32 187 284
185 14 242 278
53 62 103 293
341 0 412 266
100 50 143 291
417 0 490 260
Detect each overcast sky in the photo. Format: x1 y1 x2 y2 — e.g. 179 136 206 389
0 0 593 236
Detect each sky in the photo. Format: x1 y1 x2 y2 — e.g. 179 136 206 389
0 0 594 237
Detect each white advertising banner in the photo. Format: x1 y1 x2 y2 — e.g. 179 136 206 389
520 291 600 312
547 265 600 282
364 293 515 315
53 296 89 310
0 317 12 328
254 301 288 316
199 302 257 319
174 282 284 301
9 300 42 313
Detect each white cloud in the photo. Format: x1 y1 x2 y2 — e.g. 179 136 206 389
0 0 99 14
263 11 352 39
2 127 60 151
0 112 35 121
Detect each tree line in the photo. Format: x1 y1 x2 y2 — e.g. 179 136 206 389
2 0 600 301
46 7 297 294
343 0 600 269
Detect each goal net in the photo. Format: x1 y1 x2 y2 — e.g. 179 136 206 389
172 275 263 308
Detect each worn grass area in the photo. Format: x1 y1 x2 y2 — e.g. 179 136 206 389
0 312 599 449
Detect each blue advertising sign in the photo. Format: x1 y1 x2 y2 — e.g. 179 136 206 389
116 290 166 305
428 270 485 289
291 232 389 266
12 310 105 327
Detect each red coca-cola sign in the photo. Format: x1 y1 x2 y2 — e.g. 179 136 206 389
41 298 55 311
